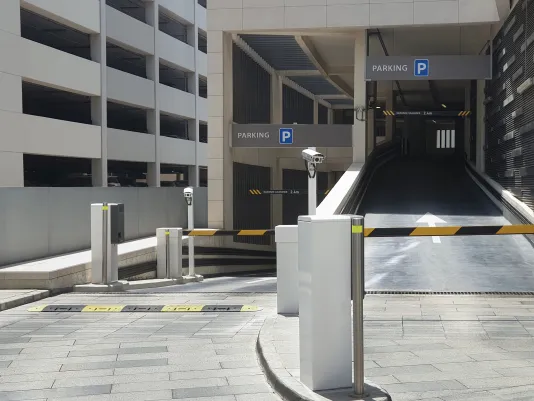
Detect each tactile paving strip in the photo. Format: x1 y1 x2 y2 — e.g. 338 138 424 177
28 304 262 312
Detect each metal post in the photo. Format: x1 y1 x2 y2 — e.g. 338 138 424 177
188 201 195 277
308 146 317 215
102 202 108 285
351 215 365 397
165 230 170 279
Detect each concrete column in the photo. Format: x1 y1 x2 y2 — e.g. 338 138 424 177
0 0 23 187
270 72 283 227
353 31 366 163
327 108 333 124
313 100 319 124
476 80 486 172
464 84 471 161
366 109 375 155
145 1 161 187
385 82 394 142
90 0 108 187
208 32 233 229
188 11 200 187
271 73 283 124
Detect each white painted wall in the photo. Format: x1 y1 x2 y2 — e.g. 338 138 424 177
107 67 155 109
108 129 156 163
158 31 195 72
160 0 195 25
159 84 196 119
159 136 196 165
21 0 100 33
106 5 154 55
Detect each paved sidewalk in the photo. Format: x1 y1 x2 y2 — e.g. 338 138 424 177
0 290 49 311
0 292 281 401
260 295 534 401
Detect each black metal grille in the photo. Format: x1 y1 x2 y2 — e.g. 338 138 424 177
233 163 271 245
486 0 534 209
366 290 534 296
282 85 314 124
233 44 271 124
318 104 328 124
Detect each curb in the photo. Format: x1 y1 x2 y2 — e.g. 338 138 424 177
0 290 50 312
256 317 392 401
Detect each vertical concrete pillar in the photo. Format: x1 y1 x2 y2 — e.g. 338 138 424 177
0 0 23 187
476 80 486 172
188 10 200 187
208 32 233 229
385 82 394 142
146 1 161 187
327 108 333 124
313 100 319 124
271 72 283 227
366 109 375 155
90 0 108 187
353 31 366 163
464 84 471 161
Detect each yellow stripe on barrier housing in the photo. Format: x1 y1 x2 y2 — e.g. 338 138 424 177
497 225 534 235
352 225 363 234
188 229 218 236
410 226 461 236
162 305 204 312
28 305 47 312
82 305 124 312
238 230 267 236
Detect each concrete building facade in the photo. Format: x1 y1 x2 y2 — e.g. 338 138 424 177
0 0 208 188
207 0 511 232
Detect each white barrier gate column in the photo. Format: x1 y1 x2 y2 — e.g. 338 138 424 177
90 203 120 286
156 228 184 280
275 225 298 315
298 215 352 391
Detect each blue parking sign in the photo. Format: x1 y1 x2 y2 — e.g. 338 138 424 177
414 59 429 77
279 128 293 144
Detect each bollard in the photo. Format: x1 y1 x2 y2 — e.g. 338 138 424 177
183 187 203 281
351 216 366 397
275 225 299 315
156 228 183 280
90 203 123 286
298 215 352 391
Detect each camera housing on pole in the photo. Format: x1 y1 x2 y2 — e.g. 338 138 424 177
183 187 203 281
301 148 325 215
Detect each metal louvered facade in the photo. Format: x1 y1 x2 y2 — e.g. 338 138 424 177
485 0 534 208
282 84 314 124
233 43 271 124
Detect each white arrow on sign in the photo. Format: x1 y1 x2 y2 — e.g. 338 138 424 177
416 213 447 244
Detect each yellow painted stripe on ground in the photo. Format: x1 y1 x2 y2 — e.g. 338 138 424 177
352 225 363 234
364 228 375 237
238 230 267 236
410 226 461 236
28 305 47 312
240 305 260 312
188 229 218 236
82 305 124 312
162 305 205 312
497 225 534 235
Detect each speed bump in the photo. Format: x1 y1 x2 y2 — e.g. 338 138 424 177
28 304 262 313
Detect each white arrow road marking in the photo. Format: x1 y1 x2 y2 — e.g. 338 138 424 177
416 213 447 244
246 277 276 284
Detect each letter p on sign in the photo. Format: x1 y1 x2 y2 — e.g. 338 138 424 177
279 128 293 144
414 59 429 77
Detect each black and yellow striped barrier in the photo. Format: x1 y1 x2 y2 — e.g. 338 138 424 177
28 304 261 313
184 229 275 236
458 111 472 117
382 110 395 116
248 189 331 195
363 225 534 237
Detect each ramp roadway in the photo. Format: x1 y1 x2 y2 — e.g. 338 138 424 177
357 157 534 292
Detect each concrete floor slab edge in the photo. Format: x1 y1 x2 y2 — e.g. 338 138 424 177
256 317 392 401
0 290 50 311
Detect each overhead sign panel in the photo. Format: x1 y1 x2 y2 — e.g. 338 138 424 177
232 124 352 148
365 56 491 81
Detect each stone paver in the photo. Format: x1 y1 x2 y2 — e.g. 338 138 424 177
260 295 534 401
0 292 282 401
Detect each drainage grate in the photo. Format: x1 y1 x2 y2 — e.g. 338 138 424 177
366 290 534 296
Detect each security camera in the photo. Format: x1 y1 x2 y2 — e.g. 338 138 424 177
301 149 325 165
183 187 193 205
